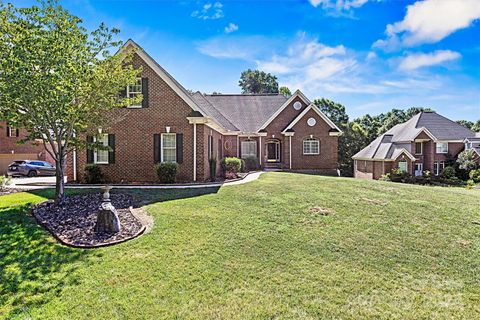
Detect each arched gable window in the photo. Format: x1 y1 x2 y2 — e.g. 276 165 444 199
303 138 320 155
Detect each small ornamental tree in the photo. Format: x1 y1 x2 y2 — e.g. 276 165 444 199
0 1 141 203
457 149 478 172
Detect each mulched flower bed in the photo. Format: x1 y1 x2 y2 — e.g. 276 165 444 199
32 193 145 248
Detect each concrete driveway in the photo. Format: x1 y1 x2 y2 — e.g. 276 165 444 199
7 176 67 189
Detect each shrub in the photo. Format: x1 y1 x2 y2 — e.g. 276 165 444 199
442 166 456 179
240 159 246 173
243 156 260 172
222 157 242 175
389 168 411 183
379 173 391 181
83 164 105 184
466 179 475 189
469 169 480 183
442 177 465 186
155 162 178 184
209 157 217 182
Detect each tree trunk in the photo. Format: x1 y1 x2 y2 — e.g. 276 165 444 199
55 158 65 204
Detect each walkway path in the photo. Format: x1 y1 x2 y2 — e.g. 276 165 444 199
6 172 264 191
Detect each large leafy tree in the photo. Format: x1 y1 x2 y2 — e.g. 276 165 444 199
457 120 474 130
314 98 349 129
0 1 140 203
472 120 480 132
239 69 279 94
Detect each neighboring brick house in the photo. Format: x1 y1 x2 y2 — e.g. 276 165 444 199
0 121 54 175
352 111 479 180
67 39 342 183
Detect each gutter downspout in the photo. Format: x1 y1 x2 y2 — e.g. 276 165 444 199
193 123 197 182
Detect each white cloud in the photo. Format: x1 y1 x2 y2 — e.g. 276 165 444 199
196 35 275 60
196 32 470 101
256 34 354 83
374 0 480 50
191 2 224 20
398 50 461 71
366 51 377 60
224 22 238 33
309 0 368 10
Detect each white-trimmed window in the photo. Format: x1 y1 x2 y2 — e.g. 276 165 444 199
127 78 142 108
436 142 448 154
94 134 109 164
241 140 257 158
415 142 422 155
434 161 445 175
398 161 408 173
303 138 320 155
161 133 176 162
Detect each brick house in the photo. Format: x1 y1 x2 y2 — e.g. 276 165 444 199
66 39 342 183
352 111 479 180
0 121 54 175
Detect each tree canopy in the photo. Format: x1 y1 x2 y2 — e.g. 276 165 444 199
239 69 279 94
279 86 292 97
314 98 349 129
0 1 140 202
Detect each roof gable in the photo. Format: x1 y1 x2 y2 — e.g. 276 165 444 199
258 90 310 131
282 104 343 134
118 39 204 115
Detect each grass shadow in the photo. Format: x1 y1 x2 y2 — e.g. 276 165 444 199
115 186 222 206
0 196 92 318
0 186 219 317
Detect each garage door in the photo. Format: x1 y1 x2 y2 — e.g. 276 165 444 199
0 154 39 175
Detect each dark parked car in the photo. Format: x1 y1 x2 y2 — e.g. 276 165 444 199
7 160 56 177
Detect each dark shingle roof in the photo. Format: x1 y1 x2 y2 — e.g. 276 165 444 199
190 93 239 131
193 93 288 133
353 111 476 160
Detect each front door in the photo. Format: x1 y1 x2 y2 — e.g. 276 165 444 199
414 163 423 176
267 141 280 162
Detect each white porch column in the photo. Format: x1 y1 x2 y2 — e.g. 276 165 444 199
259 136 262 165
193 123 197 182
289 136 292 169
237 136 240 157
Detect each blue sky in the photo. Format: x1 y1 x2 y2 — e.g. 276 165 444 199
13 0 480 121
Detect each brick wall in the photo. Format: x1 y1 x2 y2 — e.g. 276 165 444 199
288 108 338 170
264 96 308 164
73 53 199 183
0 121 48 158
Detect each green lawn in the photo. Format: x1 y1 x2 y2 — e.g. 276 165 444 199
1 173 480 319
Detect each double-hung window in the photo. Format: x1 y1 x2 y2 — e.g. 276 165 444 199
241 141 257 158
436 142 448 154
398 161 408 173
415 142 423 155
434 162 445 175
127 78 142 108
94 134 109 164
161 133 176 162
303 138 320 155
